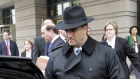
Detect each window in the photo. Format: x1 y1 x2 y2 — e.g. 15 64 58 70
2 6 16 24
47 0 80 23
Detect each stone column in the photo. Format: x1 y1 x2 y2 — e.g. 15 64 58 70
0 9 3 41
14 0 47 54
0 9 2 25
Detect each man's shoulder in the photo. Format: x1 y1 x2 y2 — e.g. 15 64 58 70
50 45 63 58
35 36 41 40
34 36 45 42
51 36 65 49
1 41 4 44
9 40 16 43
99 41 112 48
97 42 115 54
51 44 63 53
55 36 65 43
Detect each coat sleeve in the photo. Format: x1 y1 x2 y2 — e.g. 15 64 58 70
0 43 2 55
21 51 26 57
45 56 56 79
45 48 62 79
106 49 125 79
32 37 40 63
124 39 140 72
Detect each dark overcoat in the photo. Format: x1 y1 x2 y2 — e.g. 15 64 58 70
32 36 46 63
45 36 125 79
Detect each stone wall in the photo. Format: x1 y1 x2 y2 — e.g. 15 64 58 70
81 0 137 41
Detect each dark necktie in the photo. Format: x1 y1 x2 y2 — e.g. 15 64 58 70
47 43 52 55
76 49 81 54
45 42 50 56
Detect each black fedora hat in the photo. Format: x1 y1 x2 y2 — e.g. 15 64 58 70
56 6 94 30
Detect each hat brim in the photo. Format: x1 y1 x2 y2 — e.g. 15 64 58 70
56 17 94 30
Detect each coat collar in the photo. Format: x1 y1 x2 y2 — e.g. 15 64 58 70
62 36 98 56
114 37 119 52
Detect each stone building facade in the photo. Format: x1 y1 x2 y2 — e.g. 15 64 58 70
0 0 138 55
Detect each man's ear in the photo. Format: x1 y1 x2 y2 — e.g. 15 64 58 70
49 29 54 34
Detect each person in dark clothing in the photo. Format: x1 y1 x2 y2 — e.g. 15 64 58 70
41 24 65 56
33 19 54 63
126 26 140 79
0 31 19 56
21 40 33 59
102 21 140 79
32 35 46 63
45 6 125 79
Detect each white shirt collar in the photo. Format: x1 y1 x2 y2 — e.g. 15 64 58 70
106 35 116 49
5 40 9 43
59 34 66 42
26 49 32 58
50 35 59 44
73 47 82 55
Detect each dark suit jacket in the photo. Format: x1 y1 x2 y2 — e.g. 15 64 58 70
33 36 46 63
21 50 33 59
0 40 19 56
102 37 140 79
47 36 65 56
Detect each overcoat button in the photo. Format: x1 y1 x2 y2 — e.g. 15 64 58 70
89 68 93 72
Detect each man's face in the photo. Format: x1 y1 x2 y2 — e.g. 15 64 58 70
41 26 52 42
105 24 116 39
65 25 88 48
3 32 9 40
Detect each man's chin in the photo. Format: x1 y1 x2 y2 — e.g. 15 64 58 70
68 42 75 46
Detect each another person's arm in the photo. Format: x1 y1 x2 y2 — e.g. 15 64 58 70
124 39 140 72
33 38 39 63
106 48 125 79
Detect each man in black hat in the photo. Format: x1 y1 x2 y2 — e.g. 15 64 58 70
45 6 125 79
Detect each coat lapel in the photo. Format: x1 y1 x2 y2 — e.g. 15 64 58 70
64 52 81 71
10 40 12 50
62 36 97 72
50 36 64 52
3 41 6 48
114 37 119 52
62 43 82 71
